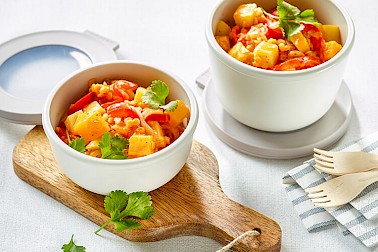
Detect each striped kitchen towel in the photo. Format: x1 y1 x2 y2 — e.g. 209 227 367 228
283 131 378 248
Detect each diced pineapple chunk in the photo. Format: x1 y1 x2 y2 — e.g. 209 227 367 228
148 121 168 149
289 32 310 53
84 101 105 115
320 25 341 44
64 110 83 133
228 42 254 64
73 112 110 141
233 3 264 28
128 135 155 157
324 41 342 61
167 100 190 127
215 20 231 36
133 87 147 104
253 42 279 69
215 35 231 52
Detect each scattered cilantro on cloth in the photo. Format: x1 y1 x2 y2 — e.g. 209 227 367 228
61 235 86 252
95 190 154 234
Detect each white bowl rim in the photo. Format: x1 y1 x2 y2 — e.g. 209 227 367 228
42 60 199 169
205 0 355 79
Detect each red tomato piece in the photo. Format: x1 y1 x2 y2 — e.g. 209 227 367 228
67 91 96 115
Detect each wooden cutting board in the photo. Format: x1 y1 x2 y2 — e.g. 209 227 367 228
13 126 281 251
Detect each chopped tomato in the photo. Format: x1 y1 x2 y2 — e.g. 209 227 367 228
67 91 96 115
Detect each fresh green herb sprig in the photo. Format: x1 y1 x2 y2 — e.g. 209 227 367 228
142 80 178 112
61 235 86 252
95 190 154 234
66 130 86 153
277 0 318 38
98 132 128 159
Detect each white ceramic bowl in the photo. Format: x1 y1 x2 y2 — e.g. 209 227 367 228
206 0 354 132
42 60 199 195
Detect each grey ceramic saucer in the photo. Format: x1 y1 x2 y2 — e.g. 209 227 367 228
203 79 353 159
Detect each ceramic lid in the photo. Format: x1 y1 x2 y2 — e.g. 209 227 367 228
0 30 118 125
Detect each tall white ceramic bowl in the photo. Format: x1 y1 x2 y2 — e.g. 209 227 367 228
42 60 199 195
206 0 354 132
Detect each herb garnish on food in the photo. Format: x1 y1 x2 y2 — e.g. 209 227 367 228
99 132 129 159
277 0 318 38
61 234 86 252
95 190 154 234
142 80 178 112
66 130 86 153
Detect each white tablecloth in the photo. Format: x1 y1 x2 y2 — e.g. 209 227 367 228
0 0 377 251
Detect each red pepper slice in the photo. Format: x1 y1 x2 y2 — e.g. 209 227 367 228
145 113 170 123
107 103 139 119
101 99 124 109
265 13 283 39
67 91 96 115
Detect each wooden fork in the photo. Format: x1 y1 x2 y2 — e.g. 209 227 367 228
313 148 378 175
305 169 378 208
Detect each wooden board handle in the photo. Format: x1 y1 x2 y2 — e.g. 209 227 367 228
13 126 281 251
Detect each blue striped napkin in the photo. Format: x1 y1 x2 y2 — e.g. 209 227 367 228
283 131 378 248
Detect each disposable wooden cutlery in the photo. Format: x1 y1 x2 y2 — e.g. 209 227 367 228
313 148 378 175
305 169 378 207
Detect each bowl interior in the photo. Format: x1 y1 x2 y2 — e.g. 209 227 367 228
48 62 193 130
211 0 350 45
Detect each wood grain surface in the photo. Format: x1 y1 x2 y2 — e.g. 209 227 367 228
13 126 281 251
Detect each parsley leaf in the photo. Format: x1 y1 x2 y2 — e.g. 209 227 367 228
98 132 128 159
61 234 86 252
66 130 86 153
95 190 154 234
142 80 178 112
277 0 318 38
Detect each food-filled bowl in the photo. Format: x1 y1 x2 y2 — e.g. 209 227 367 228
206 0 354 132
42 60 198 195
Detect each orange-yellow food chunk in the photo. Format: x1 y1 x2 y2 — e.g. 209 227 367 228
324 41 342 61
128 135 155 157
167 100 190 127
73 112 110 142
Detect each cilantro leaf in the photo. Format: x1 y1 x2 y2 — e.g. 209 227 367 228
277 0 318 38
98 132 128 159
66 129 86 153
123 191 155 219
161 101 178 111
95 190 154 234
69 138 86 153
61 234 86 252
142 80 178 112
